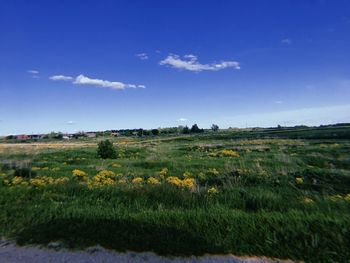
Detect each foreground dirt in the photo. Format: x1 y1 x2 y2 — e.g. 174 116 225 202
0 241 294 263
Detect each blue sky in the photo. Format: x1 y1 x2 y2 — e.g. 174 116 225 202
1 0 350 135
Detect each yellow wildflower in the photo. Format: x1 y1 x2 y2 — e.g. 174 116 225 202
147 177 160 185
12 176 24 186
72 169 87 178
198 172 206 180
181 178 195 189
112 163 122 168
96 170 116 178
132 177 144 184
166 176 182 187
303 197 313 204
345 193 350 202
328 194 343 202
29 176 53 187
208 168 220 176
54 177 69 184
158 168 168 178
102 178 115 186
259 170 269 177
295 177 303 185
92 170 119 186
183 171 192 178
218 149 240 157
31 166 41 171
207 187 218 195
118 178 127 184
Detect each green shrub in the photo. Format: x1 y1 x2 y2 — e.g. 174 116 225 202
97 140 116 159
14 167 36 178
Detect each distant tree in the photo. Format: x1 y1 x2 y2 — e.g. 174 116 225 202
143 130 151 136
277 124 282 129
151 129 160 136
137 129 144 137
182 126 190 134
211 124 219 132
54 133 63 140
190 124 203 133
5 135 15 140
97 139 116 159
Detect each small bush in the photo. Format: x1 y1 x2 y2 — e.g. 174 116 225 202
97 140 116 159
14 167 36 178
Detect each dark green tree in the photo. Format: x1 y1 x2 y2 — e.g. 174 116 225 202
151 129 160 136
190 124 203 133
97 139 116 159
182 126 190 134
137 129 144 137
211 124 219 132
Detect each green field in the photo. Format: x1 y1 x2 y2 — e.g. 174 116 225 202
1 126 350 262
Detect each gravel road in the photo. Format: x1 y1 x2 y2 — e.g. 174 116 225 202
0 239 294 263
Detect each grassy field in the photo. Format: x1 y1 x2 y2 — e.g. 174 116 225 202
1 126 350 262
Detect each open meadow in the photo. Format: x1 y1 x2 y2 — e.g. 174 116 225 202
1 126 350 262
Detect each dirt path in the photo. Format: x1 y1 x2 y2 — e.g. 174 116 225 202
0 241 293 263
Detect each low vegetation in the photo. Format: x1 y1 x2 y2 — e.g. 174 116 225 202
0 126 350 262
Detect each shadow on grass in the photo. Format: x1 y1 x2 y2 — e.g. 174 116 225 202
16 217 217 256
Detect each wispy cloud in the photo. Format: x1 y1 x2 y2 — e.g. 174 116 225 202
66 121 76 125
281 38 292 45
274 100 283 104
159 54 240 72
50 74 146 90
136 53 149 60
74 75 127 90
27 69 40 78
177 118 188 122
50 75 73 81
27 70 39 74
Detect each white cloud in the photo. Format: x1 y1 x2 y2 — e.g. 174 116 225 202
48 73 145 91
177 118 188 122
274 100 283 104
66 121 76 125
27 70 39 74
74 74 126 90
73 74 145 90
50 75 73 81
281 38 292 45
159 54 240 72
136 53 149 60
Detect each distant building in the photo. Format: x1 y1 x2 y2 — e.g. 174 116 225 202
28 134 43 140
16 134 29 140
85 132 96 138
15 134 44 140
